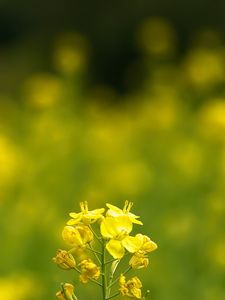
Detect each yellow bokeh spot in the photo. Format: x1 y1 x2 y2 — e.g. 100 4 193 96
0 136 22 186
184 48 225 88
0 274 39 300
212 240 225 268
170 140 203 179
24 73 62 108
53 32 89 74
198 99 225 141
103 161 153 195
137 18 177 56
137 97 179 131
164 213 195 240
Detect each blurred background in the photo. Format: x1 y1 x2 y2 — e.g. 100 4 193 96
1 1 225 300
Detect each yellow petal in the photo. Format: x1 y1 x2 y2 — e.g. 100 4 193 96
67 213 82 225
69 212 81 218
106 204 123 217
106 203 122 213
101 216 133 239
116 216 133 235
106 239 125 259
130 217 143 225
62 226 83 246
100 217 119 238
122 236 143 253
143 240 158 252
67 218 79 225
90 208 105 215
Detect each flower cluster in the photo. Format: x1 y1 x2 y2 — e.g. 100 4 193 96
53 201 157 300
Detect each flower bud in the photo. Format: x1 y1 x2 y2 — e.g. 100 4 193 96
129 253 149 269
56 291 66 300
79 259 100 283
56 283 75 300
53 249 76 269
64 283 75 300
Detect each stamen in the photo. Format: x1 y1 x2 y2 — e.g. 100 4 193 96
127 202 133 213
80 202 85 212
123 200 129 212
84 201 88 213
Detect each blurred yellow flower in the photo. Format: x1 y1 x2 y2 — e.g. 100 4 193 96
106 201 143 225
184 48 225 88
0 136 22 186
78 259 100 283
24 73 62 108
0 275 38 300
198 99 225 141
212 239 225 268
67 201 105 225
53 32 89 74
119 275 142 299
137 18 177 57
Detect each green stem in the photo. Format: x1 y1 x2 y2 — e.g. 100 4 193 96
101 240 107 300
89 225 102 244
106 292 120 300
108 266 132 288
87 246 102 255
87 243 102 264
105 258 116 265
107 260 120 297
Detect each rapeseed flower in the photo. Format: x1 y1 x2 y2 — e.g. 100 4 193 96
100 216 142 259
129 252 149 269
53 249 76 269
56 283 75 300
62 224 93 247
56 291 66 300
78 259 100 283
131 233 158 254
119 275 142 299
106 201 143 225
67 201 105 225
54 201 157 299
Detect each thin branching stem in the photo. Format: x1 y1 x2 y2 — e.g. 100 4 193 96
105 258 117 265
101 239 107 300
108 266 132 288
88 243 102 265
89 225 102 244
106 292 120 300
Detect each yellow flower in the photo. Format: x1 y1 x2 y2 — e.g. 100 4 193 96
100 216 141 259
119 275 142 299
53 249 76 269
67 201 105 225
62 224 93 247
78 259 100 283
56 283 75 300
132 234 158 254
56 291 66 300
106 201 143 225
129 252 149 269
